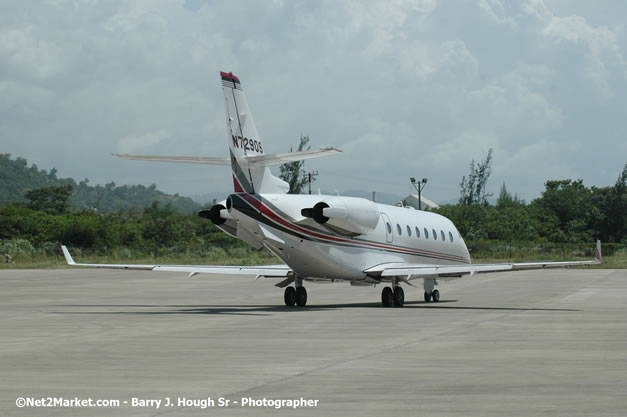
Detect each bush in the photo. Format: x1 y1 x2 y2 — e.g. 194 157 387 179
0 239 35 258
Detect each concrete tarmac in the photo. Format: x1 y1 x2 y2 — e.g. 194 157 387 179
1 268 626 416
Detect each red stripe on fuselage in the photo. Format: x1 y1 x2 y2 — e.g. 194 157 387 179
239 194 468 263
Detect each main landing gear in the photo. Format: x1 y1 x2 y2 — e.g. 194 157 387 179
381 282 404 307
284 278 307 307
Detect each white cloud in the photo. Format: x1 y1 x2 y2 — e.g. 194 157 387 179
540 13 627 99
496 139 575 185
522 0 552 22
400 39 478 82
478 0 517 29
0 25 66 79
47 0 97 7
457 65 563 138
116 129 169 153
0 0 625 201
332 0 438 58
431 130 501 166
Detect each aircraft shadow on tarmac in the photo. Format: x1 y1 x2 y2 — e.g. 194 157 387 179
51 300 580 316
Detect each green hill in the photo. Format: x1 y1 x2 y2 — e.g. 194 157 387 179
0 154 199 213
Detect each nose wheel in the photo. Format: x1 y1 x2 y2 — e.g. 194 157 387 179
424 289 440 303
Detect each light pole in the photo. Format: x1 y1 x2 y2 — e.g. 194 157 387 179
307 170 318 195
410 177 428 210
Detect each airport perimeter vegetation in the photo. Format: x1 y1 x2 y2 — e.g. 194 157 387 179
1 203 625 269
2 162 626 268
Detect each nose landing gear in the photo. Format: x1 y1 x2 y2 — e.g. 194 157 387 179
423 278 440 303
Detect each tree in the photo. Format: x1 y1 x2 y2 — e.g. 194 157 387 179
279 135 313 194
459 148 493 205
591 163 627 243
25 185 73 214
530 179 594 243
496 183 523 208
607 163 627 242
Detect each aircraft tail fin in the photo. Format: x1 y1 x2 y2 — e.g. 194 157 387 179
221 71 288 193
221 72 341 193
115 72 341 195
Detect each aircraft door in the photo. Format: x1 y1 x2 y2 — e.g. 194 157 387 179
380 213 393 243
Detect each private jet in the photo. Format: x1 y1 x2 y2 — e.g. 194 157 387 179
62 71 601 307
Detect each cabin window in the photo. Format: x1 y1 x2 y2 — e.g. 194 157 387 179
386 223 392 234
397 224 402 235
441 230 446 241
415 226 420 238
407 225 411 236
424 228 429 239
432 229 437 240
449 231 454 242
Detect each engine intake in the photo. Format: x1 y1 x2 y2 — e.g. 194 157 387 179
307 197 380 236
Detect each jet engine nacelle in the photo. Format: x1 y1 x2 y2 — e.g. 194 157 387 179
307 196 380 236
199 203 232 225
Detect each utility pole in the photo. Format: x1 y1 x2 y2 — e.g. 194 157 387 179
410 177 428 210
308 170 319 195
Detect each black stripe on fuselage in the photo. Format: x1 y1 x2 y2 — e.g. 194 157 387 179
230 194 312 240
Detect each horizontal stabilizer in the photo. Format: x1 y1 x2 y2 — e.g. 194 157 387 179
114 154 231 165
245 147 342 167
114 147 341 167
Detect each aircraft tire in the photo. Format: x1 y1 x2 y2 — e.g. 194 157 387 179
284 287 296 306
393 287 404 307
424 291 431 303
295 287 307 307
381 287 394 307
432 289 440 303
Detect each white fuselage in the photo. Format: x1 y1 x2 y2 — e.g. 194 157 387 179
223 193 471 282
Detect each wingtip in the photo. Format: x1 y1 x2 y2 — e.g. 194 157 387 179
61 245 76 265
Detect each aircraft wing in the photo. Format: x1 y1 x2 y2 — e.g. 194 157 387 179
61 246 291 279
364 240 601 280
364 262 511 278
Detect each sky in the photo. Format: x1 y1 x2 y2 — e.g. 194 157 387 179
1 0 626 204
